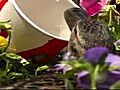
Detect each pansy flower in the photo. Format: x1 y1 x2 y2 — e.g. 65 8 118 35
77 71 120 89
79 0 109 16
53 63 72 72
77 47 120 88
83 47 109 64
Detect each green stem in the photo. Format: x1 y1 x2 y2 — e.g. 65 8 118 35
90 65 100 89
108 9 113 27
6 60 10 72
65 78 69 89
65 78 74 90
63 70 73 90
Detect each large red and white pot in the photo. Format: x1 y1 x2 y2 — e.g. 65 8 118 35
0 0 78 62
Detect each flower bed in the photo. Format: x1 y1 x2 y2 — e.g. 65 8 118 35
0 0 120 89
53 0 120 89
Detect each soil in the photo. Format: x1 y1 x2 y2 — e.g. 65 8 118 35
0 69 80 90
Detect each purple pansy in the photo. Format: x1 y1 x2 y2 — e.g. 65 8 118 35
63 51 77 60
77 47 120 88
53 64 72 72
105 53 120 65
77 71 120 89
105 53 120 74
80 0 108 16
83 47 109 64
53 46 120 88
76 71 90 88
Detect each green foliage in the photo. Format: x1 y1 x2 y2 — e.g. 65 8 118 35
0 52 30 85
0 20 12 30
0 51 50 85
109 22 120 41
57 57 120 89
0 20 50 85
110 81 120 89
35 65 49 76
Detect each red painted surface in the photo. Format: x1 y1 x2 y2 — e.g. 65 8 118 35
0 30 8 38
18 39 68 63
0 0 7 10
0 0 68 63
0 0 8 38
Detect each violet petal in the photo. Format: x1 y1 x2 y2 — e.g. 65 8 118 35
105 53 120 66
83 47 109 64
53 64 72 72
77 71 120 89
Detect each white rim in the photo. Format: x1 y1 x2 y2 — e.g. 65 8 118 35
11 0 79 41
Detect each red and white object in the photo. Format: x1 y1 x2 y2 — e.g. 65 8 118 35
0 0 79 62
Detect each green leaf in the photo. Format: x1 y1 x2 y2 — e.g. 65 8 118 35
62 59 93 71
99 64 109 72
115 45 120 50
0 20 12 30
35 65 49 76
0 20 11 23
110 80 120 89
109 22 120 40
0 52 22 63
66 60 83 69
58 70 75 79
60 59 93 79
8 72 23 77
5 53 22 60
0 70 7 77
109 66 120 71
0 23 12 30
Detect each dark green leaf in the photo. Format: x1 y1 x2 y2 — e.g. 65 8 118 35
109 66 120 71
0 23 12 30
35 65 49 76
110 80 120 89
0 52 22 63
8 72 23 77
58 70 75 79
0 70 7 77
0 20 12 30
